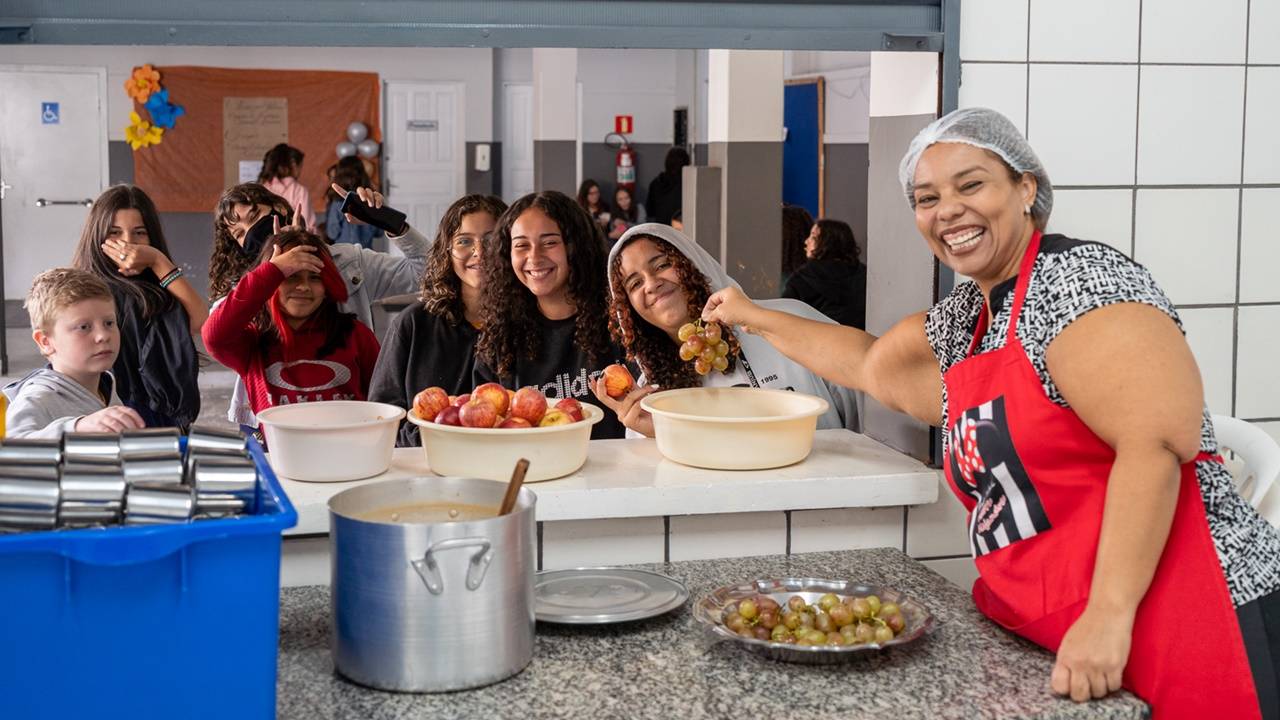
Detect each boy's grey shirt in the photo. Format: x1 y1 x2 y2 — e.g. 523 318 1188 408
3 367 121 439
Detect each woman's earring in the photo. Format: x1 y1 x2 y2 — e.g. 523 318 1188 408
1024 204 1033 215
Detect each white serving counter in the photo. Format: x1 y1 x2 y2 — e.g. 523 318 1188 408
277 429 939 535
273 430 974 588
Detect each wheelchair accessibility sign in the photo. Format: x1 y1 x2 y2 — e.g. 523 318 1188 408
41 102 59 124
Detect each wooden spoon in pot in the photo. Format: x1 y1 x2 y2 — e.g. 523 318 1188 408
499 458 530 516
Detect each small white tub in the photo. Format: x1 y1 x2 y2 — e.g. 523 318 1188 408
257 401 405 482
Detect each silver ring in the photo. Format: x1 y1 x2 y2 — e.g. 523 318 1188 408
118 253 126 260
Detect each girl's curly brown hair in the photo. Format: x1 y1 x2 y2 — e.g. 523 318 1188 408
476 191 612 378
606 234 740 389
420 194 508 326
210 183 293 301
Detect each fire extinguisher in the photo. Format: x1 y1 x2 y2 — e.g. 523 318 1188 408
607 132 636 191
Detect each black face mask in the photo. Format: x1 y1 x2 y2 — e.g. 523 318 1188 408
240 212 285 259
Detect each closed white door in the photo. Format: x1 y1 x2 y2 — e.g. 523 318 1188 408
383 81 464 249
502 82 534 203
0 66 108 300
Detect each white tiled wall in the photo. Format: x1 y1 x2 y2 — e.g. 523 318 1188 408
668 512 786 562
541 517 665 570
961 0 1279 425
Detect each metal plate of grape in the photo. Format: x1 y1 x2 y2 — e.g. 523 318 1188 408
693 578 934 664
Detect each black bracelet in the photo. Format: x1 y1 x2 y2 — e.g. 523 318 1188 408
159 267 183 288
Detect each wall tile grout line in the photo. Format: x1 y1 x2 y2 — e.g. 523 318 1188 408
912 553 973 562
1055 183 1280 190
784 510 792 557
901 506 910 554
536 521 543 571
1132 0 1144 258
1233 0 1253 418
1177 301 1280 310
663 515 670 564
960 60 1275 68
1024 0 1031 133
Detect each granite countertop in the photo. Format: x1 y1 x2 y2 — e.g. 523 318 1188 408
277 548 1149 720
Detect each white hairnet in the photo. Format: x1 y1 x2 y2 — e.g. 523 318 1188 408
898 107 1053 227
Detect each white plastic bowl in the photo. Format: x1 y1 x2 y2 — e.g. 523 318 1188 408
257 401 406 482
407 403 604 482
640 387 828 470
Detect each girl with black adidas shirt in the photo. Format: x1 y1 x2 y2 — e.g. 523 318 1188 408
474 191 628 439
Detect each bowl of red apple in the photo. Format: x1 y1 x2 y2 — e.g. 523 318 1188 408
406 382 604 482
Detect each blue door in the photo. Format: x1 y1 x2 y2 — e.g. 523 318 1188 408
783 81 821 218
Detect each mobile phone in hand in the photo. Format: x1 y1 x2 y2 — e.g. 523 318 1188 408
340 191 408 235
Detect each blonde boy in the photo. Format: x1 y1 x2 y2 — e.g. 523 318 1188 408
2 268 144 438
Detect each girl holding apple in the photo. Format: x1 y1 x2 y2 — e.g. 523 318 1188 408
474 191 630 439
593 223 860 437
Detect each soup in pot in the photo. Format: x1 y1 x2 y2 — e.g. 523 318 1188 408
357 501 497 524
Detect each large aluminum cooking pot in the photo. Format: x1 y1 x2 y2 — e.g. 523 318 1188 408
329 477 536 692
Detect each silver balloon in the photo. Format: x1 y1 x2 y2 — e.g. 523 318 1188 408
356 139 380 158
346 122 369 144
336 141 357 158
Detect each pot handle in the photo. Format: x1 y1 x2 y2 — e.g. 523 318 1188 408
410 537 494 595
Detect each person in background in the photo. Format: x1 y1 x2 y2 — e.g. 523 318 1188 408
670 210 683 232
71 185 205 429
781 204 813 286
202 230 379 418
646 146 690 225
258 143 316 232
782 218 867 329
210 182 429 428
606 185 647 243
594 223 859 437
368 194 508 446
576 179 611 233
701 107 1280 717
324 157 385 250
474 191 628 439
4 269 145 438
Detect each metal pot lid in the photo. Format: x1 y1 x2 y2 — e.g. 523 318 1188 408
534 567 688 625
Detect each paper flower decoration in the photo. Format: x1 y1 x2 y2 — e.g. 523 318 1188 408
125 64 161 102
143 89 185 129
125 111 164 150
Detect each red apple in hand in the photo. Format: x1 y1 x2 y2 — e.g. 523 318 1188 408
434 406 462 426
452 393 471 408
498 416 533 429
601 364 635 399
413 386 450 421
509 387 547 425
473 382 511 416
555 398 585 422
459 398 499 428
538 408 573 427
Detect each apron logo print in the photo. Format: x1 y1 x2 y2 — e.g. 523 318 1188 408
947 396 1052 558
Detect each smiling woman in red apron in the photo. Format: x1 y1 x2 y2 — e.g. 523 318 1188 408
702 108 1280 718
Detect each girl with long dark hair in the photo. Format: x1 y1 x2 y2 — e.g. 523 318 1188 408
594 223 859 436
475 190 628 439
257 143 316 232
782 217 867 329
72 185 206 428
368 194 508 446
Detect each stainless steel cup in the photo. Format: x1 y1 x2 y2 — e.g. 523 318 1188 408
190 458 257 512
0 439 62 466
125 481 194 522
60 462 127 503
62 433 121 462
119 428 181 459
0 508 58 531
187 426 247 455
58 500 122 527
0 468 60 511
329 477 536 692
123 457 185 485
195 493 247 517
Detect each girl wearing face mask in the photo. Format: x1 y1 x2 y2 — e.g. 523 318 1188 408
594 223 859 437
474 191 629 440
72 185 207 429
368 194 508 446
210 182 429 427
202 229 379 418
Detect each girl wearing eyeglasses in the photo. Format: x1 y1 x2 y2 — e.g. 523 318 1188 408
367 194 508 446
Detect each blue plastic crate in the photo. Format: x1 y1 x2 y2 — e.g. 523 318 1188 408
0 437 297 720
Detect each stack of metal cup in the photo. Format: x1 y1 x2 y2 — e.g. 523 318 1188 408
114 428 191 526
0 439 63 532
58 432 127 528
185 425 257 518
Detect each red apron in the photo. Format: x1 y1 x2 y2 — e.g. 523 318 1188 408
941 231 1259 718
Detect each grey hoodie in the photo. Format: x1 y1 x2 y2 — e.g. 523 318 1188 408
609 223 861 432
3 367 122 439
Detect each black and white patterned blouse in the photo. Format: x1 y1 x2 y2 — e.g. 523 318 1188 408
924 234 1280 609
